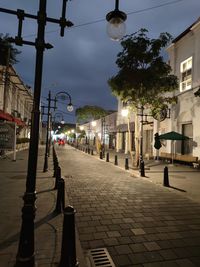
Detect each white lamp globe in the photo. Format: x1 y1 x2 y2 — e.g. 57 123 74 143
107 17 126 41
67 103 73 112
91 121 96 127
121 108 128 117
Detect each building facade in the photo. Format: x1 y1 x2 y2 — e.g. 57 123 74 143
79 112 118 150
115 18 200 162
157 17 200 158
0 65 33 139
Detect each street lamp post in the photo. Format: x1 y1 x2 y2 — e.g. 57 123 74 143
139 105 145 177
43 91 73 172
42 91 56 172
0 2 73 266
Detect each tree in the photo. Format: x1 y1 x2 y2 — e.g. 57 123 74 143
75 105 109 123
0 33 21 65
108 28 178 165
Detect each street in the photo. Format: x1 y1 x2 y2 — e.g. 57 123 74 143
57 145 200 267
0 145 200 266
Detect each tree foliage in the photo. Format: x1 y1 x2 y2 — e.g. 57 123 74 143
75 105 109 123
0 33 21 65
108 29 178 111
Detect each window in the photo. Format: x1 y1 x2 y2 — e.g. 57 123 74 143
180 57 192 92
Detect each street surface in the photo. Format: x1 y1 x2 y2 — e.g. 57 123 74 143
0 145 200 267
57 144 200 267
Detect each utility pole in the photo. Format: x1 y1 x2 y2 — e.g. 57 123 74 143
0 2 73 266
43 91 52 172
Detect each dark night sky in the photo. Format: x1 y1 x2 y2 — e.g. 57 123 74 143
0 0 200 123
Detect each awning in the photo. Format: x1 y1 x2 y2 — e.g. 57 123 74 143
12 117 25 126
0 110 13 121
0 110 25 126
159 131 189 140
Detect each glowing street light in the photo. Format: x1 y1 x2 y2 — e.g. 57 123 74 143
91 121 97 127
121 108 129 117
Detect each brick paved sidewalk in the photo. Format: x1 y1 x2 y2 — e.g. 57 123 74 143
57 144 200 267
79 145 200 204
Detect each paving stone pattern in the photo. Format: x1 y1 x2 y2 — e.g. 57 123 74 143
57 145 200 267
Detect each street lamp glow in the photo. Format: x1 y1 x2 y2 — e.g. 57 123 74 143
121 108 129 117
71 129 75 133
91 121 96 127
61 120 65 124
80 126 84 131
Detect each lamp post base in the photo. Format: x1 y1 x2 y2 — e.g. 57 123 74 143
14 192 36 267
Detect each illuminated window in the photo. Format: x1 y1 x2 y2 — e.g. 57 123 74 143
180 57 192 92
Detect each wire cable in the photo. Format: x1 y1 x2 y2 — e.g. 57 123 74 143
22 0 185 38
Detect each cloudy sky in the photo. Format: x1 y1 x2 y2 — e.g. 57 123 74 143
0 0 200 123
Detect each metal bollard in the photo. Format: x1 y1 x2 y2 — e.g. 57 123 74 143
59 206 79 267
163 166 170 187
100 151 103 159
106 152 109 162
88 148 90 154
114 155 118 165
55 178 65 213
91 149 93 155
125 158 129 170
140 160 145 177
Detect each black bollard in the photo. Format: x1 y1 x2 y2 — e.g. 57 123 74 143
140 160 145 177
100 151 103 159
114 155 118 165
91 149 93 155
53 157 58 177
55 178 65 213
88 148 90 154
125 158 129 170
54 165 61 190
163 166 170 187
59 206 79 267
106 152 109 162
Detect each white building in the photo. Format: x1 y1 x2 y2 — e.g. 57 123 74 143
0 65 33 138
158 17 200 159
78 112 118 150
116 18 200 163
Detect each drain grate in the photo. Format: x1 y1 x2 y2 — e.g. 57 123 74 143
86 248 116 267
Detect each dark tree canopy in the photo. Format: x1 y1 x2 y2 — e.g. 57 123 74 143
0 33 21 65
75 105 109 123
108 28 178 111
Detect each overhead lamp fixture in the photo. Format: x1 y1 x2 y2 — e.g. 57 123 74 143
91 121 97 127
55 91 74 112
67 102 74 112
121 108 129 117
106 0 127 41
